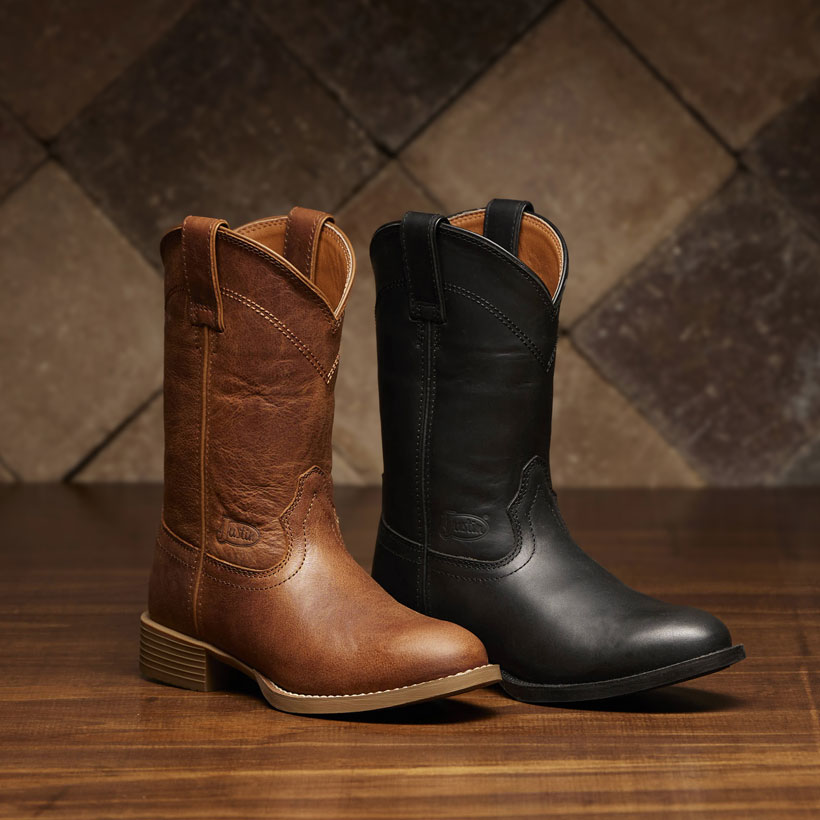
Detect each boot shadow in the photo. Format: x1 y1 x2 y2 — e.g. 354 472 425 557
547 685 744 714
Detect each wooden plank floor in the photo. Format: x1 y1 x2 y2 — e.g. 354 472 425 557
0 485 818 819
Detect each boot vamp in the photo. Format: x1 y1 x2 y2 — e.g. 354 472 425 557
426 463 732 685
197 468 489 696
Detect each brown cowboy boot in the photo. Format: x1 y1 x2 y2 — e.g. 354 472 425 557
139 208 500 713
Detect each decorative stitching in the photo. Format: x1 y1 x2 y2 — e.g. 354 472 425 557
450 210 564 278
444 229 557 319
237 216 287 234
422 323 439 613
429 478 544 583
237 217 354 298
161 469 323 581
190 319 201 647
429 459 547 572
413 323 425 610
425 218 439 315
377 222 559 318
161 522 197 555
202 491 316 590
381 517 424 551
198 329 216 633
445 284 556 374
156 538 196 570
262 664 495 699
221 287 339 384
305 213 322 277
221 234 340 328
377 536 421 564
400 218 416 314
181 218 192 316
283 214 293 261
192 327 211 635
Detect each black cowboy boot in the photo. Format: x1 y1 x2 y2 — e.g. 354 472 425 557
370 199 745 702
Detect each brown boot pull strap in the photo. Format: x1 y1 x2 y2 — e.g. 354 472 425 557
283 206 333 281
181 216 228 332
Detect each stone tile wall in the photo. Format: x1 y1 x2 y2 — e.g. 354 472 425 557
2 0 819 486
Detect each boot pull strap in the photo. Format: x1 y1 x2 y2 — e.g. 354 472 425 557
401 211 448 323
483 198 534 255
181 215 228 332
284 206 333 281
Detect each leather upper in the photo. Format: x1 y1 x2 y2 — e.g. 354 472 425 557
371 200 733 685
149 208 489 696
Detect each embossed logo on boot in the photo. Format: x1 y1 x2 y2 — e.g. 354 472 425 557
217 518 260 547
440 512 489 541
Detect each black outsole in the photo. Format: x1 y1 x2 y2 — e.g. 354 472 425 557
500 644 746 703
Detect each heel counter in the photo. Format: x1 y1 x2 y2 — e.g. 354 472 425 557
147 525 197 636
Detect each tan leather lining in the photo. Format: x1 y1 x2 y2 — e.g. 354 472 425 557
450 209 563 297
234 216 353 312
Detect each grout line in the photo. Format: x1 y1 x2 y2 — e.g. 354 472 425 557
565 165 740 332
0 96 47 148
563 336 709 485
246 1 565 216
0 101 50 210
585 0 737 159
48 0 207 151
332 157 392 215
45 2 211 277
239 6 392 218
559 15 820 486
0 155 50 206
563 151 820 489
399 163 448 213
244 4 394 159
747 160 820 247
569 4 820 331
334 158 449 218
62 386 163 483
54 160 165 277
0 452 21 483
391 0 567 156
258 0 566 161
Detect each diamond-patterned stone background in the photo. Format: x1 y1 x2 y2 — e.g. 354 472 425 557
2 0 819 486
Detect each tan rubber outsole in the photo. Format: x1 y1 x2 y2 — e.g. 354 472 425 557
139 612 501 714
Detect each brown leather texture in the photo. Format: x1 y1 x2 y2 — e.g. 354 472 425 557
148 209 489 696
283 205 332 283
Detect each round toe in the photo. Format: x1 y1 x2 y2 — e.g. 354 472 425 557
629 605 732 672
394 616 490 685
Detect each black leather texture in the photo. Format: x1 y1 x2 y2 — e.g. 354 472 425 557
483 198 533 254
371 200 741 695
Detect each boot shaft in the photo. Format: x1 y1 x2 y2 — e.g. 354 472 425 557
372 201 567 564
146 210 501 708
161 209 354 567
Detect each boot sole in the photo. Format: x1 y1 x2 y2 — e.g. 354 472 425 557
139 612 501 714
500 644 746 703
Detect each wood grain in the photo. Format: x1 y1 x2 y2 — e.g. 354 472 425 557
0 484 818 819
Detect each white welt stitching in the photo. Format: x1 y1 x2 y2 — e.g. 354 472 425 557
263 664 497 699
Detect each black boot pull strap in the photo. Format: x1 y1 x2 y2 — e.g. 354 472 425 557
483 198 534 256
401 211 448 323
